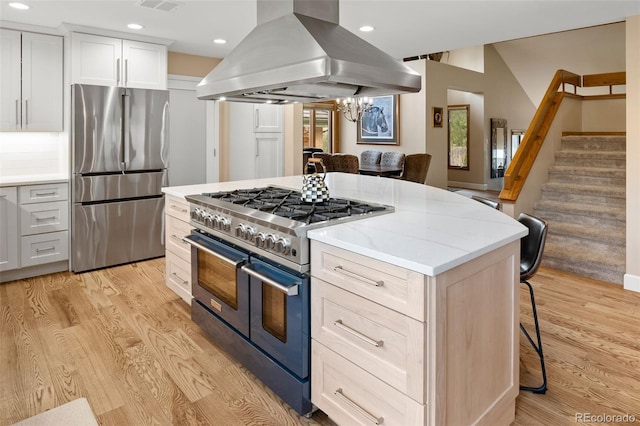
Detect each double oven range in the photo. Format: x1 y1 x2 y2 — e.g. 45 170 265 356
183 186 392 416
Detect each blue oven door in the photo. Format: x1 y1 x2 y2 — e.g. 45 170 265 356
244 256 310 380
185 230 250 337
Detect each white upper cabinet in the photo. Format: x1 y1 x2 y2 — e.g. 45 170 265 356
71 33 167 90
0 29 63 132
254 103 283 132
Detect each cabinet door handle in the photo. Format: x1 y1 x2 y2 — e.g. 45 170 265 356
333 319 383 347
334 388 384 425
15 99 19 125
333 265 384 287
124 59 128 86
24 99 28 126
255 109 259 130
116 58 121 85
34 191 57 197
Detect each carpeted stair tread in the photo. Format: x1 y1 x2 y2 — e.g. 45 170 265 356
560 135 626 151
541 182 625 198
534 200 625 220
546 221 625 245
542 257 624 285
548 165 626 178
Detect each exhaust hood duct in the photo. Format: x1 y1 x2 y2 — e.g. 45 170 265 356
197 0 421 103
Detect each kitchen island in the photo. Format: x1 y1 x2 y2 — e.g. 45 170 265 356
162 173 527 426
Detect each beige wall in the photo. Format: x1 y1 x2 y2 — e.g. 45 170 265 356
625 15 640 291
168 51 221 77
582 98 626 131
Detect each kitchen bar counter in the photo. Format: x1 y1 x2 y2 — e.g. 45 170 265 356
162 173 526 277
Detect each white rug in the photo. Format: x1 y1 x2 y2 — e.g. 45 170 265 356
12 398 98 426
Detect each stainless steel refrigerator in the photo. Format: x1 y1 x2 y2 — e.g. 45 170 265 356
71 84 169 272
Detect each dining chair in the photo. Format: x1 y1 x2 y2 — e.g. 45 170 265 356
311 153 334 172
380 152 405 176
331 154 359 174
400 153 431 184
360 150 382 166
518 212 548 394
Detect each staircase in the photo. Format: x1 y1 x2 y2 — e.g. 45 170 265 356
533 135 626 284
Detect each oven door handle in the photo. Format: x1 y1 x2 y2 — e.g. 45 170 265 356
182 236 246 267
241 264 299 296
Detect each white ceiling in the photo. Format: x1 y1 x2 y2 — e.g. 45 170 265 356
1 0 639 59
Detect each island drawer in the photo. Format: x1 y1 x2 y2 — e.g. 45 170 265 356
166 214 192 261
312 340 426 426
165 195 190 222
165 254 192 304
310 240 426 321
312 279 426 402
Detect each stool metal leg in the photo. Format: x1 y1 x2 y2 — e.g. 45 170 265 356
520 280 548 394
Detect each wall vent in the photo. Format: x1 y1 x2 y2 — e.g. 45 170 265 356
138 0 182 12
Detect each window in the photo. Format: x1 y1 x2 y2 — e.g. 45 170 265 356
303 103 335 153
448 104 470 170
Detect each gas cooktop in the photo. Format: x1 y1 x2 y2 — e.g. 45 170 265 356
202 186 389 224
185 186 394 271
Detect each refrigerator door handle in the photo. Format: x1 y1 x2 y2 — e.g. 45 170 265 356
122 91 131 173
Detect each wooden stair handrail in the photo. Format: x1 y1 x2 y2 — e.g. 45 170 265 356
500 70 579 201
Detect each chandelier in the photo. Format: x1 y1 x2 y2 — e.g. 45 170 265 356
336 97 373 123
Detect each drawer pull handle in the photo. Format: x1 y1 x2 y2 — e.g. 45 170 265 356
334 388 383 425
171 272 188 285
334 319 383 347
36 216 57 221
36 247 55 253
34 191 57 197
334 266 383 287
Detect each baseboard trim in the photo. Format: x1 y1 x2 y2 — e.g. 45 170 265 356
448 181 488 191
624 274 640 293
1 260 68 283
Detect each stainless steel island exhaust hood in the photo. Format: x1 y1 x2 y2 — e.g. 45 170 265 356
197 0 421 104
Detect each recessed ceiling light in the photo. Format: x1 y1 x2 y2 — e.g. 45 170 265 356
9 2 30 10
127 23 144 30
218 97 226 102
359 25 374 32
213 38 227 44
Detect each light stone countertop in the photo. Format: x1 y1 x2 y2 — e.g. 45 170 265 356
0 174 69 187
162 173 527 276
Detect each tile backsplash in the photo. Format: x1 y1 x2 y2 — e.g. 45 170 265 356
0 132 68 181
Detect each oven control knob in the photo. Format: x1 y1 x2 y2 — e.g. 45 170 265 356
192 208 202 221
265 234 277 249
221 218 231 232
203 213 214 227
255 232 267 248
244 226 256 241
213 215 222 229
235 224 246 238
275 238 291 254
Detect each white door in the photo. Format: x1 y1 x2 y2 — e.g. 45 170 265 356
254 104 283 132
71 33 121 86
122 40 167 90
168 77 207 186
229 103 256 181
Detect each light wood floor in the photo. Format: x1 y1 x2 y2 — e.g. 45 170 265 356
1 259 639 425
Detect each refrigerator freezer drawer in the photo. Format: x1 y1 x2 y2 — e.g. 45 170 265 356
72 197 165 272
74 171 167 203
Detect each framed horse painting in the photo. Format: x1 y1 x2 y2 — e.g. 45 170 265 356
357 95 399 145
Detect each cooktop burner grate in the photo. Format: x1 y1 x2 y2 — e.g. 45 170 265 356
202 186 387 224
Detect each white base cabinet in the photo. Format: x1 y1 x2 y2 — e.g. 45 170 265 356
164 195 192 304
310 240 519 426
0 182 69 282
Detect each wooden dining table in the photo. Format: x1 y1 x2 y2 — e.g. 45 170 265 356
358 164 403 177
